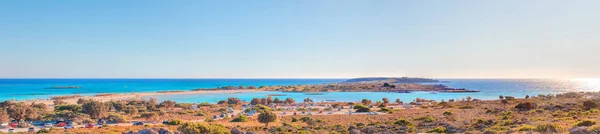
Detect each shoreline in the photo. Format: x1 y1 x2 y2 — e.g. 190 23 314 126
18 89 491 108
21 89 263 107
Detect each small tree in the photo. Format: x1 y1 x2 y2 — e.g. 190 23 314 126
82 100 109 119
0 110 9 123
361 99 372 105
354 104 371 112
583 100 598 110
382 98 389 104
7 102 39 122
266 96 273 104
303 98 313 103
53 99 67 105
140 112 158 121
515 102 536 111
383 83 390 87
273 98 282 104
284 98 295 104
227 98 242 105
250 98 262 105
258 111 277 127
231 115 248 122
499 95 504 100
160 100 176 109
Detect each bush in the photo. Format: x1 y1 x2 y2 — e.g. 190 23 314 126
428 126 446 133
377 107 390 113
443 110 452 116
291 117 298 122
414 115 435 123
106 113 129 123
55 104 83 112
573 119 596 127
517 125 536 132
178 122 229 134
353 104 370 112
583 100 598 110
536 123 564 133
514 102 536 111
300 117 311 122
458 105 474 109
485 125 510 132
258 111 277 126
394 118 414 126
231 115 248 122
167 119 183 125
37 129 51 133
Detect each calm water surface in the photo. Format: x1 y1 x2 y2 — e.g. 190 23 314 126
1 78 599 103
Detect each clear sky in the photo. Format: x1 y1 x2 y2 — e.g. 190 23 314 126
1 0 599 78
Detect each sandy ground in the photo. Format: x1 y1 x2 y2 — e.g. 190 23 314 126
22 89 261 111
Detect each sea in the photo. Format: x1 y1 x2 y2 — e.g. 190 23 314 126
1 79 599 103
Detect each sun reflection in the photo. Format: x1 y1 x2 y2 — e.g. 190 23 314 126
573 78 600 91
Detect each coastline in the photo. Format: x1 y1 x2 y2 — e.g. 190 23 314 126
21 89 263 107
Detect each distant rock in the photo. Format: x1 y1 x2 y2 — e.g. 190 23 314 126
569 127 590 134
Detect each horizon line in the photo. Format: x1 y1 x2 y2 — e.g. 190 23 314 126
0 77 597 79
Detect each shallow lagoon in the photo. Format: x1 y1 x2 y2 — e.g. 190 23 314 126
144 91 507 104
3 78 599 102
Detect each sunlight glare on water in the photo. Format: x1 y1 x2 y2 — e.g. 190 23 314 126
572 78 600 92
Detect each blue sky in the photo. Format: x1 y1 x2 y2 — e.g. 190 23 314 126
1 0 599 78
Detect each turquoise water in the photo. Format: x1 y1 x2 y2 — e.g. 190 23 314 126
0 79 344 101
1 78 599 103
144 79 600 103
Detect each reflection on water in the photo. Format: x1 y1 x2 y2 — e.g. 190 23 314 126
573 78 600 91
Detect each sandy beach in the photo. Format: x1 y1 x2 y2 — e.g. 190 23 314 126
22 89 262 110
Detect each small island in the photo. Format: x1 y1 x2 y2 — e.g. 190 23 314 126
44 86 81 89
254 77 479 93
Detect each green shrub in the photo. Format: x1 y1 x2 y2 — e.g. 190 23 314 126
414 115 435 123
378 107 390 112
178 122 228 134
54 104 83 112
300 117 311 122
536 123 563 133
393 118 415 132
353 104 371 112
458 105 474 109
198 102 211 106
106 113 129 123
517 125 536 132
443 110 452 116
231 115 248 122
428 126 446 133
514 102 536 111
573 119 596 127
167 119 183 125
485 125 511 132
394 118 414 126
291 117 298 122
